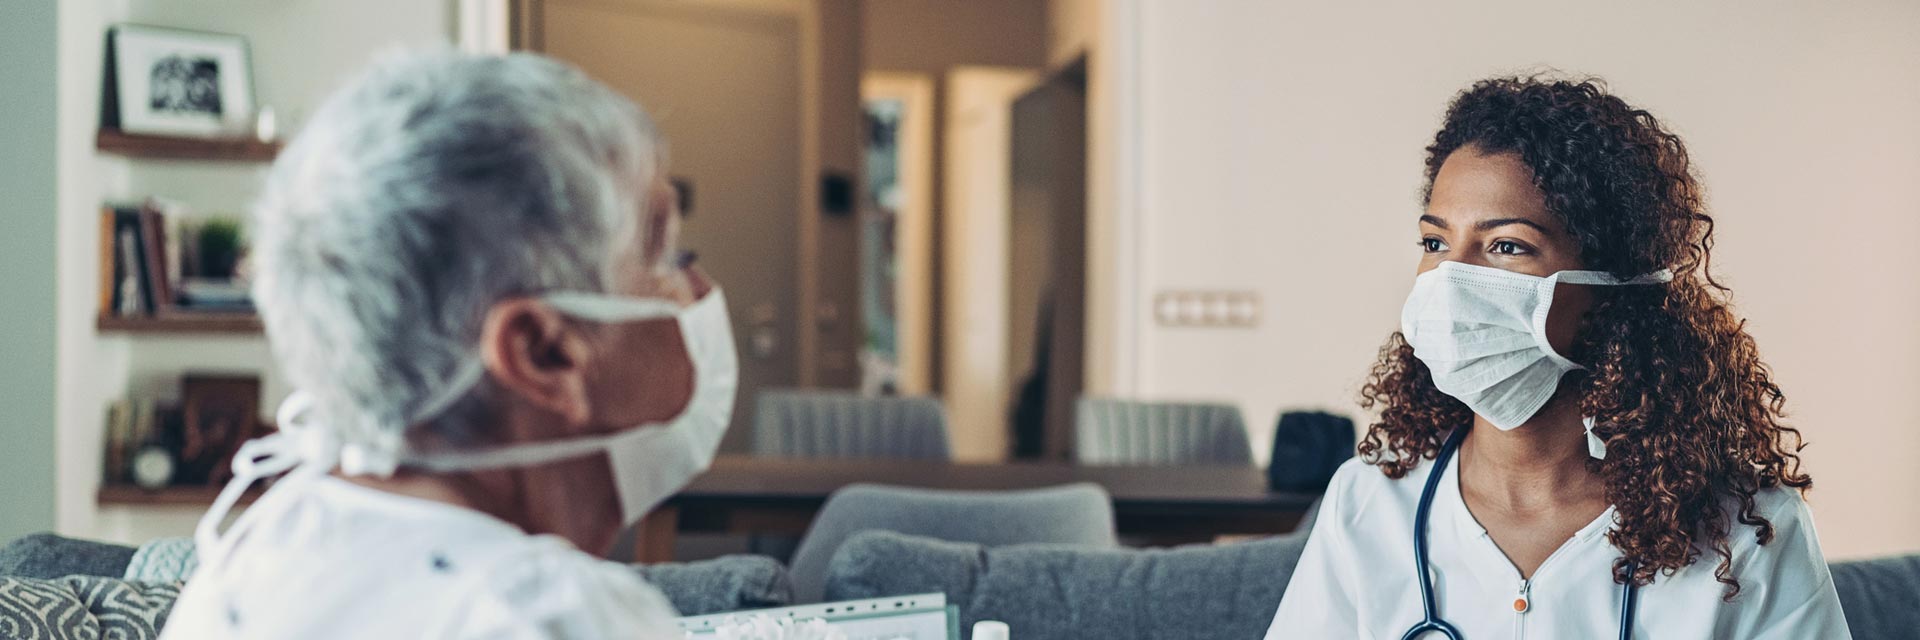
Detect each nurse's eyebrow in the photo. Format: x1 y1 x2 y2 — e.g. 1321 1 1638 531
1420 214 1551 234
1475 218 1550 233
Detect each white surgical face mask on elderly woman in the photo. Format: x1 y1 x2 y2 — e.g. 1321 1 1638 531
403 288 739 522
1399 262 1669 453
196 288 738 565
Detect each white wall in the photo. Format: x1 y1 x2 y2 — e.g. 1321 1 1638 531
0 0 62 542
1113 0 1920 560
942 68 1039 462
55 0 454 543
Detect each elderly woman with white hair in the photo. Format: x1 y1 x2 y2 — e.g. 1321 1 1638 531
161 50 735 639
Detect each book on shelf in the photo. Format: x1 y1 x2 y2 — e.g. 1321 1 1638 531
101 399 165 485
99 202 255 320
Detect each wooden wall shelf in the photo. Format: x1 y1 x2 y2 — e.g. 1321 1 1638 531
97 313 263 335
96 129 281 163
98 484 259 507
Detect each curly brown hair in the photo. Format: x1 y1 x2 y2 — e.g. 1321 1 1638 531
1358 76 1811 598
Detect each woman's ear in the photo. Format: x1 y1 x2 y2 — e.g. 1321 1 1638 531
478 299 597 427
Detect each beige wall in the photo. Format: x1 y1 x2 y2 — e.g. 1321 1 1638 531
1046 0 1098 69
807 0 866 389
862 0 1047 74
1109 0 1920 559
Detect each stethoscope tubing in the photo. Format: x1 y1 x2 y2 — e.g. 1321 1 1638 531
1400 426 1637 640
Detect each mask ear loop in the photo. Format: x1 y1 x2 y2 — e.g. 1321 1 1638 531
1583 416 1608 459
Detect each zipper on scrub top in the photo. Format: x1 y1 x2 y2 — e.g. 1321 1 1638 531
1513 579 1531 639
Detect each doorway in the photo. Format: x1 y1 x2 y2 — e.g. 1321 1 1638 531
1008 60 1089 460
537 0 804 454
858 74 935 396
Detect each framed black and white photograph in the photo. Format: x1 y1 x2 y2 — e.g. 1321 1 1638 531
105 25 255 138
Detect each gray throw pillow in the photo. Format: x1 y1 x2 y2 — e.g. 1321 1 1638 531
0 576 181 640
824 531 1308 640
0 534 138 580
633 554 794 616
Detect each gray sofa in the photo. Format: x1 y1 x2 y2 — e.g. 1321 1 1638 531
0 532 792 639
827 530 1920 640
8 530 1916 639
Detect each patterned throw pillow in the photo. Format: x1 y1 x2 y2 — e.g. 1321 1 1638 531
0 576 182 640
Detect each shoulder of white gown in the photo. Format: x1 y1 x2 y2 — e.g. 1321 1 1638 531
1322 455 1425 527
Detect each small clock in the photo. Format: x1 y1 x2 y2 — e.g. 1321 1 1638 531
131 445 176 490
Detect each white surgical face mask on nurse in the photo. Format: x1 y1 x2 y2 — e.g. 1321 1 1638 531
1400 261 1668 444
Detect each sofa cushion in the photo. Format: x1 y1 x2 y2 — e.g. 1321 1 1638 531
633 554 794 616
0 576 180 639
824 530 1307 640
1830 553 1920 640
124 537 199 583
0 534 137 580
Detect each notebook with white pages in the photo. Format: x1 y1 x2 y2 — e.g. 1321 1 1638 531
676 592 957 640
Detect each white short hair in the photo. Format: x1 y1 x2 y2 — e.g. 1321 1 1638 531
253 50 659 453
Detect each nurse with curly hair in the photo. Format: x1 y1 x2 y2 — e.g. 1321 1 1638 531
1267 76 1851 639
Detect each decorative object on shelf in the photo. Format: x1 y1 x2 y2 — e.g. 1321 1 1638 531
100 203 256 322
253 106 278 144
193 217 244 280
131 446 177 491
103 25 256 139
102 399 178 487
179 375 263 486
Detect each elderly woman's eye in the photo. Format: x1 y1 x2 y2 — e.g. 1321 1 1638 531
1420 237 1447 253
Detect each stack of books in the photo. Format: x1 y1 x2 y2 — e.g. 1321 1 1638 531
99 203 254 319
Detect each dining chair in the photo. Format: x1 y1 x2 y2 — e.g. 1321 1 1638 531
752 390 952 460
1073 397 1255 465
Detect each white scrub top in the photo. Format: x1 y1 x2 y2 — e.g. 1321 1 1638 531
162 476 682 640
1268 457 1852 639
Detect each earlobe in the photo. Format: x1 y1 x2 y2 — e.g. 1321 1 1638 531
479 300 597 425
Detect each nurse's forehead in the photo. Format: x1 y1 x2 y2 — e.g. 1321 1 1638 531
1426 149 1552 228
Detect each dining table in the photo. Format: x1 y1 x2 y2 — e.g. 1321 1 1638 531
634 455 1321 562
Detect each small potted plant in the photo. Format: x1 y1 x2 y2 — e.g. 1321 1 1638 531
197 218 245 280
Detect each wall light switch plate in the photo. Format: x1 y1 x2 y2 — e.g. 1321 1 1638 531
1154 290 1261 328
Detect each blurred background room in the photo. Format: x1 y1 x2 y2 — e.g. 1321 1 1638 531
2 0 1917 636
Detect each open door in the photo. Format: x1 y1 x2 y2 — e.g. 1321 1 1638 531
1008 60 1088 461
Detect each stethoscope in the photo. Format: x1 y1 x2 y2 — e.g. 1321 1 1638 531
1400 426 1639 640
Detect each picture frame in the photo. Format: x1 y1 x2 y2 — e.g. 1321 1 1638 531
104 24 256 138
179 374 262 485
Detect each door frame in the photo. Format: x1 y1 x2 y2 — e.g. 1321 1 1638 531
859 72 935 396
502 0 844 394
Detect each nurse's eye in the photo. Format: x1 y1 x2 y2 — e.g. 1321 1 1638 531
1420 237 1447 253
1489 240 1532 256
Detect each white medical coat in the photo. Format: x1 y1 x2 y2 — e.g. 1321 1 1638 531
1267 457 1852 639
